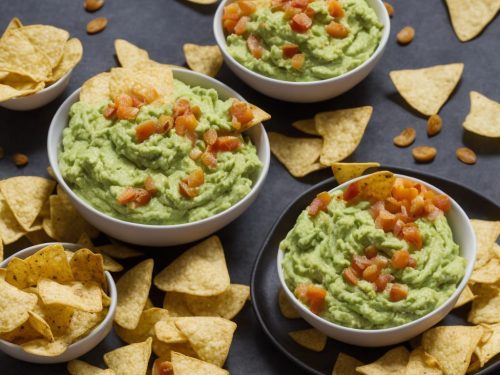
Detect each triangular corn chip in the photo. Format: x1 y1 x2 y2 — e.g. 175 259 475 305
463 91 500 137
332 162 380 184
104 337 152 375
288 328 327 352
183 43 223 77
171 351 229 375
114 39 150 68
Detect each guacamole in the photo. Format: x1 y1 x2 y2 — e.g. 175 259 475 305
280 185 466 329
224 0 383 82
59 79 262 225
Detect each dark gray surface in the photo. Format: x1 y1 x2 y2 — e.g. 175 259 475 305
0 0 498 374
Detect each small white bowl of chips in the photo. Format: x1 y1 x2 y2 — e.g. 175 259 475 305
0 18 83 111
0 242 117 364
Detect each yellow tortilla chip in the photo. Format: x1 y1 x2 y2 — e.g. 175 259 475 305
70 248 106 290
174 317 236 367
114 39 150 68
470 219 500 269
2 17 23 37
292 118 319 136
357 347 410 374
154 236 230 296
97 242 143 259
0 176 55 231
183 284 250 319
278 288 300 319
163 292 193 317
103 337 152 375
470 258 500 284
474 323 500 367
49 38 83 83
315 106 373 164
183 43 223 77
38 279 103 313
468 284 500 324
445 0 500 42
144 298 154 310
332 352 364 375
26 228 53 245
268 132 325 177
462 91 500 137
404 347 443 375
357 171 396 201
115 259 154 330
0 277 38 333
33 301 74 336
389 63 464 116
0 320 41 344
80 72 111 104
5 257 31 289
332 162 381 184
155 319 188 344
27 311 54 342
115 307 169 344
0 195 25 244
25 243 74 285
152 338 197 359
241 102 271 131
66 309 107 341
21 337 69 356
171 351 229 375
67 360 116 375
0 79 45 101
454 285 475 308
77 232 123 272
0 236 3 262
20 25 69 68
288 328 327 352
422 325 484 375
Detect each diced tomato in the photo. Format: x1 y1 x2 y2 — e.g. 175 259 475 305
291 53 305 69
290 13 312 33
304 6 316 17
187 168 205 188
179 181 198 199
370 200 385 218
389 283 408 302
230 101 254 126
362 264 380 283
247 34 264 59
291 0 309 9
393 219 405 237
239 0 257 15
175 113 198 135
426 205 442 221
317 191 332 206
327 0 345 18
189 148 203 160
114 94 133 108
173 98 191 117
283 4 302 20
224 19 238 33
325 21 349 38
282 42 300 58
185 130 198 146
117 187 137 205
391 249 409 269
375 210 397 232
116 105 139 120
158 114 174 133
371 255 388 269
152 359 174 375
308 192 331 216
213 136 241 152
375 273 394 292
103 104 116 119
191 105 202 119
201 151 217 169
271 0 287 12
342 267 359 286
234 16 249 35
131 95 145 108
223 2 241 21
432 194 451 212
384 197 401 214
133 188 152 206
410 195 425 217
392 185 418 201
144 176 157 195
135 120 159 143
117 187 151 207
294 284 327 314
351 255 372 274
203 128 218 146
364 245 378 259
343 182 360 201
408 257 417 268
402 223 423 249
131 84 158 104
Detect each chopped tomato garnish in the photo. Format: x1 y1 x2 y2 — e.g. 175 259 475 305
234 16 249 35
189 148 203 160
343 182 360 201
389 283 408 302
290 13 312 33
223 2 241 21
325 21 349 38
131 95 145 108
158 114 174 133
291 53 305 70
114 94 133 108
291 0 309 9
409 195 426 217
304 6 316 17
362 264 380 283
351 255 371 274
135 120 158 143
282 42 300 58
117 187 137 205
371 255 388 269
342 267 359 286
186 168 205 188
152 359 174 375
179 181 198 199
271 0 287 12
364 245 378 259
401 223 423 249
117 187 151 207
375 210 397 232
224 19 238 33
203 128 218 146
175 113 198 135
239 0 257 15
408 257 417 268
247 34 264 59
133 188 152 206
230 101 254 126
191 105 202 119
103 104 116 119
327 0 345 18
392 184 419 201
375 273 394 292
213 136 241 152
116 105 139 120
200 151 217 169
144 176 157 195
294 284 327 315
432 194 451 212
131 84 159 104
308 191 331 216
173 98 191 117
391 249 409 269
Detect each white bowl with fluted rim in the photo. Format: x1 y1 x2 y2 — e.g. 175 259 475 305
0 242 117 364
0 71 72 111
47 68 270 246
277 174 476 346
214 0 390 103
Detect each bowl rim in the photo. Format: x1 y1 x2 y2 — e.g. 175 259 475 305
277 173 476 335
47 68 270 230
214 0 391 86
0 242 117 357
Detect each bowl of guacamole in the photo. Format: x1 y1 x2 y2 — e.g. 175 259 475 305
48 67 271 246
214 0 390 102
277 173 475 346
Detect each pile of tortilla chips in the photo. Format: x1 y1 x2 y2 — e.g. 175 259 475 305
0 18 83 102
269 106 373 177
0 244 110 356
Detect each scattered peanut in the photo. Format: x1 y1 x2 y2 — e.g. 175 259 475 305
397 26 415 45
84 0 104 12
393 127 416 147
384 2 394 17
12 153 29 167
427 114 442 136
456 147 477 165
86 17 108 34
412 146 437 163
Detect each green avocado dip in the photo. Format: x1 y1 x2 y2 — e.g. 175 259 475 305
280 178 466 329
59 79 263 225
223 0 383 82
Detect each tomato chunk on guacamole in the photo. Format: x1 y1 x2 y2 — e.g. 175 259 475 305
280 178 466 329
224 0 383 82
59 80 263 225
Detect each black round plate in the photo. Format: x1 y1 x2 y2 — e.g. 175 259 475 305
251 167 500 375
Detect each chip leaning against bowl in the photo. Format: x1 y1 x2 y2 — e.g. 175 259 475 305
59 78 266 225
223 0 383 82
280 176 466 329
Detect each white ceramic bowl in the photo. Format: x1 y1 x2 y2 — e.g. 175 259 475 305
0 242 117 363
214 0 390 103
0 71 72 111
48 68 270 247
277 174 476 346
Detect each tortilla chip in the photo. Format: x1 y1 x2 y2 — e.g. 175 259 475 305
144 298 154 310
171 351 229 375
5 257 31 289
268 132 325 177
152 339 198 359
183 43 223 77
332 162 381 184
28 243 74 284
114 39 150 68
67 360 116 375
27 311 54 342
154 236 230 296
0 176 55 231
454 285 475 308
163 292 193 317
0 321 41 344
21 337 69 356
404 347 443 375
70 248 106 290
34 302 74 336
356 346 410 375
155 319 188 344
0 195 26 244
315 106 373 164
115 259 154 330
357 171 396 201
104 337 152 375
97 242 143 259
0 277 38 333
174 317 236 367
288 328 327 352
445 0 499 42
462 91 500 137
49 38 83 83
474 323 500 367
389 64 464 116
38 279 103 313
77 233 123 272
468 284 500 324
2 17 23 37
20 25 69 68
26 228 54 245
242 103 271 131
0 236 3 262
470 219 500 269
470 258 500 284
80 72 111 104
66 308 107 341
292 118 319 136
278 288 300 319
332 353 364 375
115 307 169 344
183 284 250 319
422 325 484 375
0 79 45 101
